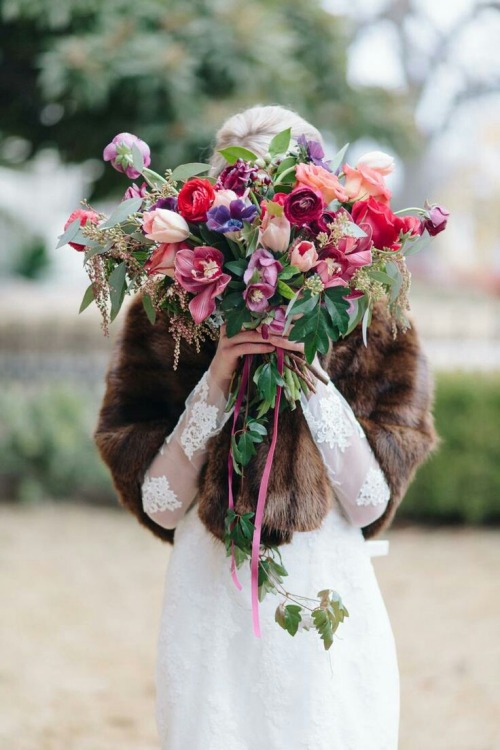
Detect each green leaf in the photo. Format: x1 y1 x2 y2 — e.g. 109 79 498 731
108 261 127 321
312 609 334 650
367 269 395 285
225 259 248 277
277 279 296 300
226 307 252 337
278 265 300 281
361 304 372 347
345 221 368 238
289 290 319 316
218 146 258 165
78 283 95 313
323 286 350 335
56 217 82 249
142 167 168 189
99 197 143 229
345 294 368 336
283 604 302 636
330 143 349 174
170 162 211 182
268 127 291 157
254 362 276 404
131 143 145 174
275 155 297 176
247 420 267 437
142 293 156 324
236 431 257 466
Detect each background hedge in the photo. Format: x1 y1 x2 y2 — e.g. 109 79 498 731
1 371 499 525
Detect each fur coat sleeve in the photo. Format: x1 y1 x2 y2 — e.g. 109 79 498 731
93 293 440 546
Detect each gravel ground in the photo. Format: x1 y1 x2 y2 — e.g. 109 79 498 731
1 503 498 750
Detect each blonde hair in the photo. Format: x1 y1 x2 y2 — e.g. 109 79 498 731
208 104 323 177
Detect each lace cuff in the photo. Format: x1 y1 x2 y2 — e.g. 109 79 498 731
301 360 390 528
141 366 233 528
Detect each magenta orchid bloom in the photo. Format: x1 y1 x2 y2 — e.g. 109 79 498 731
103 133 151 179
174 246 231 324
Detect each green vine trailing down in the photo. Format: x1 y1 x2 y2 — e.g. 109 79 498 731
224 509 349 650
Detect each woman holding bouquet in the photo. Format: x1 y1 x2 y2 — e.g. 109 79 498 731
94 105 439 749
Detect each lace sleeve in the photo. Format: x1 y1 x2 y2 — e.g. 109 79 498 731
141 366 233 530
300 356 391 528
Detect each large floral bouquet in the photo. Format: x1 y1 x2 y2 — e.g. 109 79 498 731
60 129 448 649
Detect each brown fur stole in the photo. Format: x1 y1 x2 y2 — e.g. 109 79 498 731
94 294 440 546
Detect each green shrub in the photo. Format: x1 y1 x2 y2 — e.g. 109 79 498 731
402 371 500 524
0 383 114 504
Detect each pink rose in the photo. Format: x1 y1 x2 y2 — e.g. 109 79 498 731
142 208 190 243
295 162 349 204
174 246 231 324
289 240 318 272
63 209 100 251
144 242 182 278
343 163 391 205
259 213 291 254
356 151 395 176
284 186 324 227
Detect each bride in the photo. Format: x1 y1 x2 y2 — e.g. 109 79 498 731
94 104 439 749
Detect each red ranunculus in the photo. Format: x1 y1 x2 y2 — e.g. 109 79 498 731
177 178 216 222
64 209 100 251
284 186 324 227
351 197 402 251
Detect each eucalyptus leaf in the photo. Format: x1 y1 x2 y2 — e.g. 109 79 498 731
142 293 156 325
99 197 143 229
131 143 145 173
109 261 127 321
170 162 211 182
78 283 95 313
56 218 82 249
361 304 372 347
218 146 258 165
345 221 368 238
330 143 350 174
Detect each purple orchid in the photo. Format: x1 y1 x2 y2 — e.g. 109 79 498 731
296 134 332 172
103 132 151 179
206 200 258 234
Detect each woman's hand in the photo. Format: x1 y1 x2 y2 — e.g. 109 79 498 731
209 324 307 396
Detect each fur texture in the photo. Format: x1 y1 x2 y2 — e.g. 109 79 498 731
94 293 440 546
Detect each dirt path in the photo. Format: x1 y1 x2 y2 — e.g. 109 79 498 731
1 504 498 750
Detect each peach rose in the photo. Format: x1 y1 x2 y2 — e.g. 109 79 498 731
356 150 395 176
295 162 349 204
289 240 318 272
342 163 391 205
142 208 190 243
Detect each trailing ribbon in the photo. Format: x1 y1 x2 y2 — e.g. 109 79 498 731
250 347 285 637
227 353 253 591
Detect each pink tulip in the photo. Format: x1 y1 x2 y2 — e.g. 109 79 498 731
259 213 291 253
289 240 318 272
144 243 181 278
142 208 190 244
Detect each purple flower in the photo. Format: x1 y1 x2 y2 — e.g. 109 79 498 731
103 132 151 179
122 181 148 201
206 200 258 233
151 196 178 212
297 134 332 172
423 203 449 236
216 159 258 195
243 247 282 288
243 283 276 313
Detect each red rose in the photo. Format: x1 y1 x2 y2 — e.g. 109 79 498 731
351 197 402 251
284 186 324 227
177 178 215 222
64 209 100 251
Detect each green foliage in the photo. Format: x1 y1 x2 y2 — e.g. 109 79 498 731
403 371 500 524
0 384 113 503
0 0 417 198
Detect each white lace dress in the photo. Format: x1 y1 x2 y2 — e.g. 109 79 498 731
141 357 400 750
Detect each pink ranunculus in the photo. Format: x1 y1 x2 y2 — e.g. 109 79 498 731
123 182 148 201
289 239 318 272
343 163 391 205
356 150 395 176
243 282 276 313
295 162 349 204
284 186 324 227
144 242 182 278
259 213 291 254
174 246 231 324
142 208 190 244
243 247 282 289
212 189 240 209
103 133 151 179
63 209 100 251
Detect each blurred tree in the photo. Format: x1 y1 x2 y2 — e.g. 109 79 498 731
0 0 417 197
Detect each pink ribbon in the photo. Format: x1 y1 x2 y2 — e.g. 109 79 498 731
227 354 253 591
227 348 285 638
